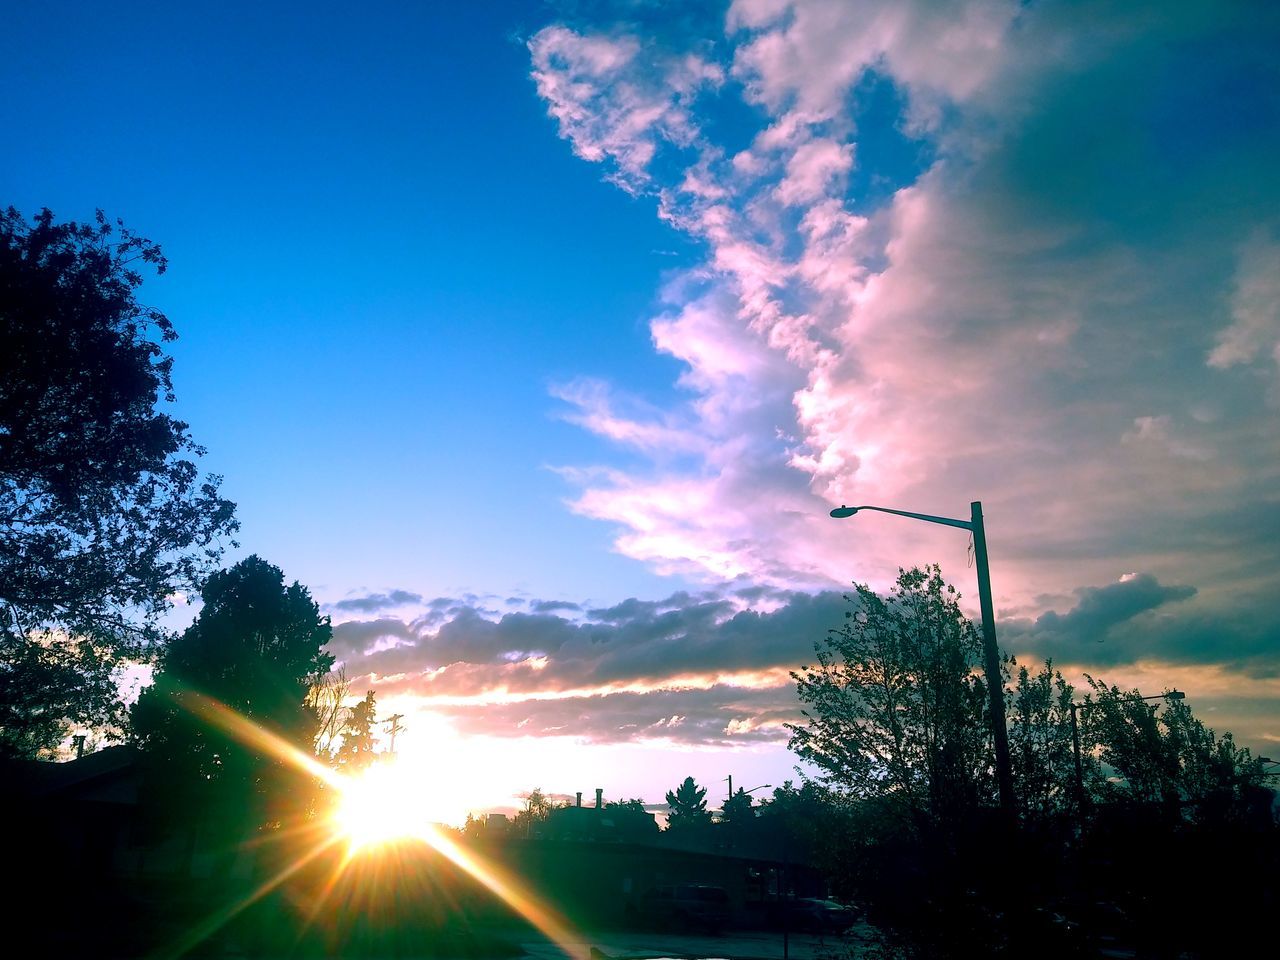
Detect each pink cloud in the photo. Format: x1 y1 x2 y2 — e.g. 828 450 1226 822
526 2 1280 658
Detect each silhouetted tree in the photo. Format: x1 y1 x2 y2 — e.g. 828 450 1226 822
336 690 378 769
131 556 332 841
665 776 713 831
1081 676 1268 824
0 207 237 757
305 665 349 759
1007 658 1080 823
720 787 756 826
757 781 859 887
512 787 555 837
605 797 648 814
789 566 991 827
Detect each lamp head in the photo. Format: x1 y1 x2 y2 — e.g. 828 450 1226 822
1166 691 1186 700
830 505 859 519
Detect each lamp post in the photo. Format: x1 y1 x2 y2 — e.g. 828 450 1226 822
830 501 1015 819
1068 691 1185 824
724 775 772 804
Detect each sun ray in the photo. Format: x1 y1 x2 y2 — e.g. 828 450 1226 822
157 687 592 960
149 832 344 960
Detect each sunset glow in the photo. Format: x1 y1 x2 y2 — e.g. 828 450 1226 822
10 3 1278 957
171 689 590 959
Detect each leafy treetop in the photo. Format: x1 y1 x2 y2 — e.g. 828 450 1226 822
131 556 332 833
0 207 238 756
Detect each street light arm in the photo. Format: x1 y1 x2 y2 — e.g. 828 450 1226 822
1071 691 1185 715
829 504 973 532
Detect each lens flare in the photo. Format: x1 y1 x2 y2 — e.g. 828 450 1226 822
158 688 591 960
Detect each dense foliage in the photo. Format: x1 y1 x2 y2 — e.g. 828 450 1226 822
0 207 237 756
789 565 1277 958
789 566 991 827
131 556 333 837
336 690 378 769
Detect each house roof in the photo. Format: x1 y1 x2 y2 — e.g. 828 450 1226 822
4 745 139 804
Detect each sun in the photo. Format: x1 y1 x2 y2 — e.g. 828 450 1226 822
332 762 431 850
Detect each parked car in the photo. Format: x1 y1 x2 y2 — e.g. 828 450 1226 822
775 897 859 933
638 883 731 933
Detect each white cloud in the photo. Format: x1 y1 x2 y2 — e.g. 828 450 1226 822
528 1 1280 625
1208 228 1280 373
528 26 722 192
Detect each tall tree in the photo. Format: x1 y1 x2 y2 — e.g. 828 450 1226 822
1007 658 1080 823
789 566 991 827
665 776 713 832
335 690 378 770
131 556 332 837
305 665 350 760
0 207 237 757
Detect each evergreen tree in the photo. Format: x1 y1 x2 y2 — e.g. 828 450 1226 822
665 776 713 831
336 690 378 770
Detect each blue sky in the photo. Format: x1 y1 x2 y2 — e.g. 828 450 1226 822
6 1 1280 821
2 1 703 603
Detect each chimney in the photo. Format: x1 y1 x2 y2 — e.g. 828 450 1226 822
576 792 583 808
595 788 603 810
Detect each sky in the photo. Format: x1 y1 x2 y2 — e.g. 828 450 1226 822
4 0 1279 823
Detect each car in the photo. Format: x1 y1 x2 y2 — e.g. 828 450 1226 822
775 897 859 933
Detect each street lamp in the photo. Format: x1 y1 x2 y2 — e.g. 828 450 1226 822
1069 691 1185 822
724 775 771 802
829 501 1015 818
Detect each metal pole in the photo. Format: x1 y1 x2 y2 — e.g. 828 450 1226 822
1070 702 1086 827
970 501 1015 818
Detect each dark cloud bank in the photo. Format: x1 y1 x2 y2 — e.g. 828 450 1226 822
330 571 1278 747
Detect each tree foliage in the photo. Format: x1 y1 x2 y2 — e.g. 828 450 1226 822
131 556 332 834
664 775 713 831
789 566 991 826
336 690 378 770
785 565 1278 958
605 797 648 814
719 787 756 826
1081 676 1268 824
512 787 555 837
0 207 238 756
1007 658 1080 822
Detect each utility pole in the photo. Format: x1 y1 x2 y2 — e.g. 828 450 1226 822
969 502 1015 819
384 713 406 754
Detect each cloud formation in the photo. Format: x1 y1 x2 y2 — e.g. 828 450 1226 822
331 572 1278 750
515 0 1280 750
526 0 1280 610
